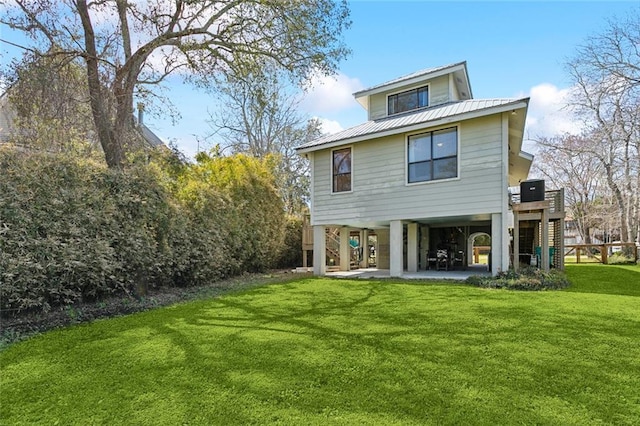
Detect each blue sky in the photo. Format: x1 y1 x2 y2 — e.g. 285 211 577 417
155 0 638 157
1 1 638 158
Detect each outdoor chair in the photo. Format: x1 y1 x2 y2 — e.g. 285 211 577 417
436 249 449 270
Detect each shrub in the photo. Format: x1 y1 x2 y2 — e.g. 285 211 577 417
0 150 176 312
182 152 286 272
608 252 636 265
0 148 288 315
466 267 570 291
273 215 303 269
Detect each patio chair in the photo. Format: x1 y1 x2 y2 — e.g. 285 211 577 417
436 249 449 271
427 251 438 270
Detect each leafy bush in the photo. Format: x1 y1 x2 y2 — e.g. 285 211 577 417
608 252 636 265
466 267 570 291
273 215 303 268
0 148 287 315
0 150 174 311
183 152 285 273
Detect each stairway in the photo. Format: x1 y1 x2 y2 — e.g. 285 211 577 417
326 227 341 271
519 226 535 254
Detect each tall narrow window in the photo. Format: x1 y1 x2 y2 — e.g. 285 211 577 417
332 147 352 192
408 127 457 183
388 86 429 115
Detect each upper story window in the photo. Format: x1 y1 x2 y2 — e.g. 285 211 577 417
408 127 457 183
332 147 352 192
388 86 429 115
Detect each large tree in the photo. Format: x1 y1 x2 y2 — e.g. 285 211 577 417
3 50 99 153
534 134 607 244
208 66 321 214
565 10 639 243
2 0 350 168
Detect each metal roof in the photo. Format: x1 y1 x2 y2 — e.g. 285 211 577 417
353 61 467 98
139 123 165 147
297 97 529 152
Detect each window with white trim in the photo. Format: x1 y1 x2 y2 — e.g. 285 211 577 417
388 85 429 115
408 127 457 183
332 147 351 192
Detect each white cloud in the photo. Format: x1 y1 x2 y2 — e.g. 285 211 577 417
523 83 581 141
315 117 344 135
302 72 364 114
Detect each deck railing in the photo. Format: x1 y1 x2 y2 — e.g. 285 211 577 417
510 189 564 214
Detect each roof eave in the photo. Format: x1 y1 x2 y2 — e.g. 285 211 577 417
353 61 468 100
296 99 529 154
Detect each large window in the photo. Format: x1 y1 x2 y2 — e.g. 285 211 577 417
388 86 429 115
408 127 457 183
332 147 352 192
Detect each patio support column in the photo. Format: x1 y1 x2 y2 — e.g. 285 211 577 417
559 216 565 270
407 222 418 273
339 226 350 271
390 220 403 277
491 213 503 276
420 226 429 270
361 229 369 268
513 210 520 272
313 225 326 275
541 208 549 272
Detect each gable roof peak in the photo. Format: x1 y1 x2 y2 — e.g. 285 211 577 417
353 61 469 98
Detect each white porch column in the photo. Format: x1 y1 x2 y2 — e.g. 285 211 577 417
491 213 508 276
407 222 418 273
420 226 429 270
361 229 369 268
541 208 550 272
339 226 350 271
513 210 520 272
313 225 326 275
390 220 403 277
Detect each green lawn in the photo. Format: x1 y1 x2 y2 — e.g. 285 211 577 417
2 265 639 425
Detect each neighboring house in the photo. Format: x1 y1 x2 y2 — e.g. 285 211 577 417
0 89 164 150
0 91 19 144
133 105 165 148
296 62 538 277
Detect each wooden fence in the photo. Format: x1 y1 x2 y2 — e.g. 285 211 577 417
472 246 491 263
564 242 639 264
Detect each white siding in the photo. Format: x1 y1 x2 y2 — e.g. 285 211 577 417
368 93 387 121
429 75 450 105
311 114 505 226
368 75 450 120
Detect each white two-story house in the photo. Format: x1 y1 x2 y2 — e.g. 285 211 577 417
296 62 534 277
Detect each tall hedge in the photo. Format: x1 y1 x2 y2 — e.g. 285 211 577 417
0 148 286 314
181 153 286 274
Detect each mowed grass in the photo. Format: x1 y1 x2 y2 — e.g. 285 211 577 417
2 265 640 425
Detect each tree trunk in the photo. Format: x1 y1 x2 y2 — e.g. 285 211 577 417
602 162 629 242
76 0 125 169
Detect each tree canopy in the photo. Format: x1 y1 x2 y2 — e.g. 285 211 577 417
537 10 639 244
2 0 351 168
564 11 639 243
208 66 321 214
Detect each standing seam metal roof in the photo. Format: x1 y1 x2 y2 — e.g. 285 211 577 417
352 61 467 97
296 98 528 151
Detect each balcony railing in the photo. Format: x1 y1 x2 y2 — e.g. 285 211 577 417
510 189 564 214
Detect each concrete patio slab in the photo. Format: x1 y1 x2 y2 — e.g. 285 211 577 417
325 265 491 280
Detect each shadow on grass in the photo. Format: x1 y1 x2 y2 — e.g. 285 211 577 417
2 277 640 424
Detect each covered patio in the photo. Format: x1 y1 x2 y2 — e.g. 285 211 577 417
325 265 491 280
